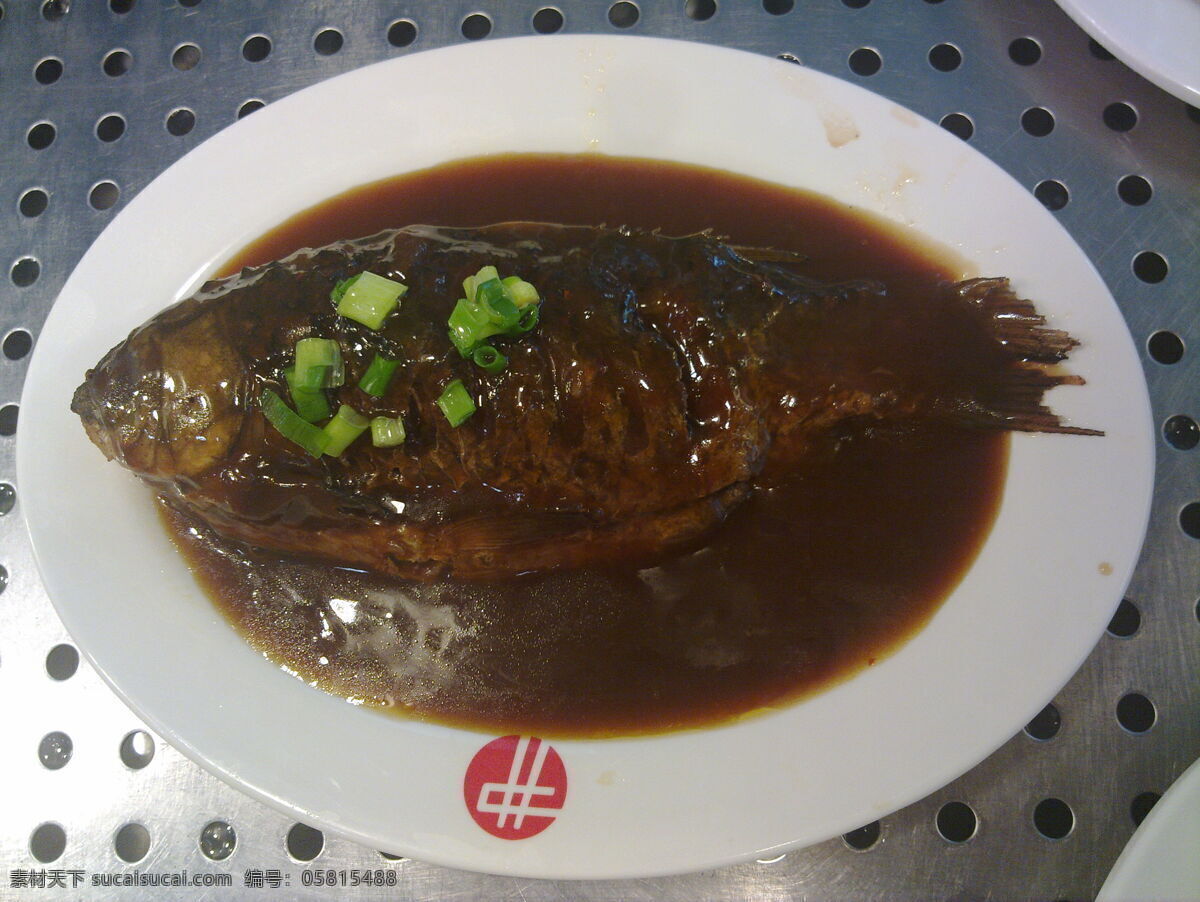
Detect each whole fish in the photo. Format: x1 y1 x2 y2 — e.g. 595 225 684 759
72 223 1095 579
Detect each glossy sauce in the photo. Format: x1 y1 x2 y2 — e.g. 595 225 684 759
168 154 1008 737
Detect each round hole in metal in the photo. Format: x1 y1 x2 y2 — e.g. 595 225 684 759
38 731 73 769
313 28 343 55
96 113 126 142
1133 251 1168 284
172 43 201 70
0 483 15 516
114 823 151 863
387 19 417 46
1147 331 1183 364
242 34 271 62
848 47 882 76
1008 37 1041 65
41 0 68 21
4 329 34 359
1163 415 1199 451
936 801 978 843
461 13 491 40
18 190 48 218
1180 503 1200 540
1130 791 1160 827
35 57 64 85
608 1 639 28
532 7 563 33
167 108 195 135
46 643 79 680
119 730 155 769
1103 101 1137 131
286 824 324 862
1024 702 1061 740
1116 692 1156 733
1117 174 1152 205
1021 106 1054 136
103 49 132 77
200 821 237 861
936 112 974 139
28 122 57 150
10 259 39 287
1033 798 1074 839
89 181 120 211
1034 179 1068 210
842 820 881 850
30 824 66 862
928 43 961 71
1106 598 1141 637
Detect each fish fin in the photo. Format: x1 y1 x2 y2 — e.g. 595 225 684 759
950 278 1103 436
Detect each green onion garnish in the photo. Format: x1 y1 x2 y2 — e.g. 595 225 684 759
448 297 501 358
357 353 400 398
462 265 499 303
370 415 407 447
448 266 543 358
261 390 330 458
321 404 369 456
501 275 539 308
436 379 476 427
471 344 507 374
335 271 408 331
514 304 540 333
294 337 343 390
283 366 332 423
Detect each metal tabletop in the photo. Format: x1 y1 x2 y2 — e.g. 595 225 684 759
2 1 1198 899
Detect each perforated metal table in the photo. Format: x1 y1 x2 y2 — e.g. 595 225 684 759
2 1 1198 899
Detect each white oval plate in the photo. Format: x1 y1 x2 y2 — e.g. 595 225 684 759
1054 0 1200 106
1098 756 1200 902
19 36 1153 879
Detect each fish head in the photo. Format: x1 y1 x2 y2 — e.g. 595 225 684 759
71 308 251 481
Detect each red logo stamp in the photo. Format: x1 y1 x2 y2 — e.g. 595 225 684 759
463 735 567 840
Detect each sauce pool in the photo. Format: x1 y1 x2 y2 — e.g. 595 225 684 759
168 153 1007 737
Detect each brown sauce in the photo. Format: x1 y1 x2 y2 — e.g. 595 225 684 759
169 153 1008 737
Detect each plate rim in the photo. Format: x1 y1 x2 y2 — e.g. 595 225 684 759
17 34 1155 879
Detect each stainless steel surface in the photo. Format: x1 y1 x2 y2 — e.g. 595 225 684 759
2 0 1197 898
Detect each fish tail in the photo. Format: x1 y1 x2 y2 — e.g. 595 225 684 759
951 277 1102 436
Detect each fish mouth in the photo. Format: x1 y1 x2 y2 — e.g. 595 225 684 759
71 377 120 462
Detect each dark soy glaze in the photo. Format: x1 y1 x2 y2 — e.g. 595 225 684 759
167 154 1007 737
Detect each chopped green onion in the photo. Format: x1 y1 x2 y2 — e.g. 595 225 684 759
448 297 502 357
437 379 476 427
321 404 369 456
514 304 540 333
449 265 544 358
335 271 408 331
330 277 352 306
502 275 539 308
260 390 330 458
357 354 400 398
462 265 500 303
370 415 407 447
283 366 332 423
294 337 343 390
477 280 521 329
471 344 507 374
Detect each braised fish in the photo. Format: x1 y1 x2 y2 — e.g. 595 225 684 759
72 222 1095 579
